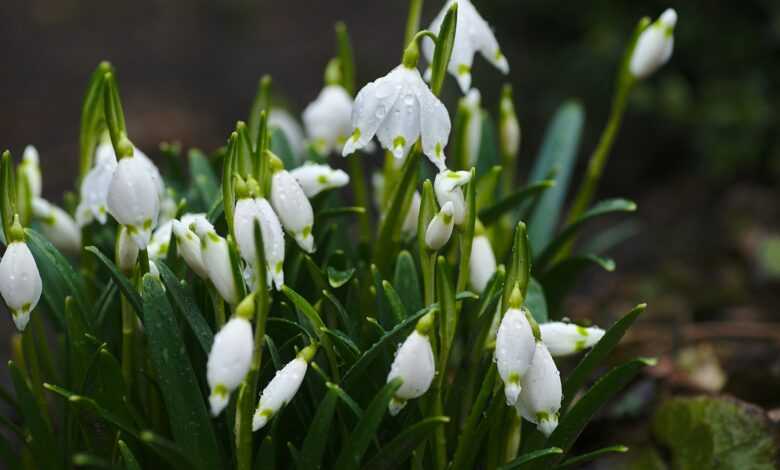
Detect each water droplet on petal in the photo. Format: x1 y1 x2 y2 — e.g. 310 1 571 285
375 105 387 119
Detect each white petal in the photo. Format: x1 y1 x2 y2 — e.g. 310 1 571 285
172 220 208 279
20 146 42 199
33 199 81 254
0 242 42 331
289 164 350 198
116 226 139 273
107 156 161 249
401 191 421 237
269 109 306 161
434 172 468 226
256 199 286 289
425 201 455 250
629 9 677 79
516 342 561 436
342 67 405 156
147 220 173 260
387 330 435 414
540 322 605 357
419 87 451 171
303 86 354 155
270 171 314 253
80 144 118 225
469 235 496 293
253 358 307 431
495 307 536 405
375 68 422 160
181 212 214 238
207 318 254 416
200 231 239 305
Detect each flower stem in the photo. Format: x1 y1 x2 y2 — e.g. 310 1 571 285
209 285 226 329
121 293 135 390
404 0 424 48
348 156 371 245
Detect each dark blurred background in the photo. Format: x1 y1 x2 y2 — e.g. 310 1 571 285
2 0 779 466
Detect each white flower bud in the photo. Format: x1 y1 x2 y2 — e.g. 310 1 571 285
181 212 214 238
207 317 254 416
469 235 496 293
107 155 161 250
303 85 354 155
20 146 42 199
147 220 173 260
234 198 285 290
401 191 421 238
77 143 118 226
434 170 472 226
515 342 561 437
540 322 605 357
32 198 81 254
289 163 350 198
252 346 315 431
199 229 239 305
172 220 208 279
387 330 435 415
115 226 139 274
462 89 482 167
425 201 455 251
495 306 536 406
270 170 314 254
499 88 520 158
0 241 42 332
629 9 677 79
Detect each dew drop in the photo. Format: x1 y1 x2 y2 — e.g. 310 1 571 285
375 105 387 119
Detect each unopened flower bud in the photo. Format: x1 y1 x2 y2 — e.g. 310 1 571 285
270 168 315 253
199 229 239 305
32 198 81 254
495 305 536 406
629 9 677 79
434 170 472 226
252 345 316 431
172 220 208 279
115 226 139 274
425 201 455 251
0 235 42 332
387 327 435 416
289 163 350 198
234 198 285 290
499 85 520 159
19 146 42 199
515 342 561 437
302 85 354 156
469 233 496 293
107 154 161 249
540 322 605 357
401 191 421 238
207 317 254 416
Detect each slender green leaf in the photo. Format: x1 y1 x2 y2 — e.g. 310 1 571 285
525 278 548 323
335 22 356 95
157 261 214 353
498 447 564 469
85 246 143 317
503 221 532 310
189 149 219 210
451 364 497 470
140 430 198 470
44 383 137 436
118 440 142 470
0 151 16 242
248 76 272 149
270 127 297 168
79 62 111 180
429 2 457 96
297 385 340 470
281 285 339 378
365 416 450 470
393 250 422 314
72 453 114 468
9 362 59 469
479 180 555 225
557 445 628 468
381 280 407 325
322 290 357 338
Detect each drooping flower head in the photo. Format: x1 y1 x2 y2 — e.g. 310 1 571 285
253 344 316 431
540 322 605 357
19 146 42 199
32 198 81 254
303 85 354 155
0 220 42 332
434 170 472 226
147 220 173 260
495 286 537 406
270 159 315 254
289 163 349 198
207 315 254 416
198 227 240 305
269 109 306 162
387 313 436 415
629 8 677 80
515 341 562 437
469 230 496 293
234 195 286 290
425 201 455 251
172 214 211 279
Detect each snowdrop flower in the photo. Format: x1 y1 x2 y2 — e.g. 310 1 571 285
19 146 42 199
199 228 239 305
303 85 354 155
425 201 454 251
269 109 306 161
31 198 81 254
253 344 316 431
289 163 350 198
270 165 315 253
540 322 605 357
342 62 451 171
115 226 139 274
387 313 436 415
423 0 509 93
434 170 472 226
495 287 537 406
499 85 520 159
76 143 118 226
515 342 561 437
469 232 496 293
172 220 208 279
0 222 42 332
461 89 482 167
107 152 161 250
234 197 286 290
182 212 214 238
401 191 421 238
207 316 254 416
629 9 677 80
147 220 173 260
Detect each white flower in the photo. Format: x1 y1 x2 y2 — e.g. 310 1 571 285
469 234 496 293
107 154 161 249
172 220 208 279
182 212 214 238
32 198 81 254
499 85 520 158
434 170 472 226
131 147 165 199
270 169 314 253
629 9 677 79
0 241 42 332
495 306 536 406
423 0 509 93
252 345 315 431
269 109 306 161
199 229 239 305
234 198 286 290
303 85 354 155
19 146 42 199
462 89 482 167
115 226 139 273
515 342 561 437
207 317 254 416
540 322 605 357
342 65 451 171
289 163 350 198
147 220 173 260
386 330 435 415
76 143 118 226
401 191 421 238
425 201 455 250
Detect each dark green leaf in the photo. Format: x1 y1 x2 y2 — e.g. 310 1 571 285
79 62 111 181
374 152 419 275
157 261 214 354
327 265 356 289
297 385 340 470
451 364 497 470
85 246 142 318
381 280 407 325
9 362 59 469
365 416 450 470
429 3 457 96
393 250 422 314
118 440 142 470
322 290 357 338
315 206 366 224
335 22 356 95
479 180 555 226
498 447 564 469
140 430 198 470
557 445 628 468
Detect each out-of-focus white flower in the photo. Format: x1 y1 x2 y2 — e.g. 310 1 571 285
303 85 354 155
342 65 451 171
434 170 472 226
234 198 286 290
172 219 208 279
115 226 139 274
76 143 118 226
425 201 455 250
199 228 239 305
462 89 482 167
158 192 178 227
0 239 42 332
289 163 350 198
469 234 496 293
495 304 536 406
629 9 677 79
32 198 81 254
386 316 435 415
269 109 306 161
19 146 42 199
540 322 605 357
207 317 254 416
107 154 161 250
515 342 561 437
372 172 386 210
270 169 314 253
401 191 421 238
253 344 316 431
423 0 509 93
147 220 173 260
499 85 520 159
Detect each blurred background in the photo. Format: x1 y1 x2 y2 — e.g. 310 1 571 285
1 0 779 466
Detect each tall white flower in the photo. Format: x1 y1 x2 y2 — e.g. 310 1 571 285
207 317 254 416
401 191 421 238
269 109 306 161
234 198 286 290
469 234 496 293
342 65 451 171
495 301 537 406
76 143 118 226
0 236 42 332
540 322 605 357
115 226 139 274
303 85 354 155
425 201 455 250
19 146 42 199
32 198 81 254
629 9 677 80
462 89 483 167
199 228 239 305
107 153 161 250
172 219 208 279
434 170 472 226
270 169 315 253
289 163 350 198
386 314 436 415
515 342 562 437
423 0 510 93
147 220 173 260
253 345 316 431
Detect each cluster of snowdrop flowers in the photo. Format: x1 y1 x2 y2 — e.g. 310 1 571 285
386 312 436 415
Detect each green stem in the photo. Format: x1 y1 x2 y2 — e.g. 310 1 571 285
121 294 135 390
209 285 226 329
348 156 371 245
404 0 424 49
21 324 46 415
503 413 522 463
